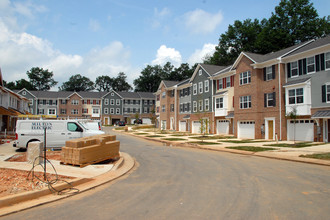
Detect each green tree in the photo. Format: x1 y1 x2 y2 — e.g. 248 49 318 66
59 74 94 91
166 63 196 81
134 65 164 92
112 72 133 92
4 79 34 90
95 75 114 92
27 67 57 90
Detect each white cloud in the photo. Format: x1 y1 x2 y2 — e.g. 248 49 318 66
182 9 223 34
89 19 101 32
151 7 171 29
152 45 182 67
187 43 216 65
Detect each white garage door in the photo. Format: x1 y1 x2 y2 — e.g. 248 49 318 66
287 120 314 141
238 121 255 139
142 118 151 124
192 121 201 134
179 121 186 132
217 120 229 135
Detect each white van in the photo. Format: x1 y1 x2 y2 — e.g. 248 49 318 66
78 120 102 131
13 120 105 149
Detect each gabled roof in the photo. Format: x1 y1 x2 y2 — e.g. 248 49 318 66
137 92 155 99
211 65 233 78
163 80 180 88
190 64 228 82
17 88 37 98
101 89 123 99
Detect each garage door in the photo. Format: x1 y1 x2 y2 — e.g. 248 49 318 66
287 120 314 141
142 118 151 124
217 120 229 135
179 121 186 132
238 121 255 139
192 121 201 134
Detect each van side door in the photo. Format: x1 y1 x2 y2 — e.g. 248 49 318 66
67 122 83 140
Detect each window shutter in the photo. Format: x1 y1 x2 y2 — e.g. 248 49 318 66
231 75 234 87
316 55 320 72
232 96 234 108
223 78 226 89
287 63 291 78
298 59 303 75
263 67 266 81
322 85 326 103
87 109 88 113
273 92 276 107
264 93 267 107
303 58 307 75
320 53 325 71
272 65 276 79
217 80 219 90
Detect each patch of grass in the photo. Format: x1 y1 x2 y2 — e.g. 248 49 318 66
226 146 276 152
170 134 186 136
146 135 165 138
299 153 330 160
161 138 186 141
114 127 125 130
133 132 148 135
265 142 324 148
189 135 235 140
188 141 221 145
220 140 254 143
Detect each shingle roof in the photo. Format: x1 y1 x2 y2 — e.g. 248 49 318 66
211 65 233 77
117 91 141 99
163 80 179 88
176 79 190 87
312 110 330 118
137 92 155 99
283 77 311 87
200 64 229 76
225 112 234 118
78 91 107 98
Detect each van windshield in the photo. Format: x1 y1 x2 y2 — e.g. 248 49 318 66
77 121 88 130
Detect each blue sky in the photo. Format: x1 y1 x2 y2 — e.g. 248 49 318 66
0 0 329 89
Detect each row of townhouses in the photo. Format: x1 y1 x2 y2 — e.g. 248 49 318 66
155 35 330 142
0 71 30 134
16 89 155 125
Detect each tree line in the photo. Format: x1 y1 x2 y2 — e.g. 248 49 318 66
4 0 329 93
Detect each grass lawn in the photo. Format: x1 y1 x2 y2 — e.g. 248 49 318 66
161 138 186 141
114 127 125 130
265 142 324 148
146 135 165 138
226 146 276 152
299 152 330 160
188 141 221 145
189 135 235 140
219 139 266 143
133 132 149 135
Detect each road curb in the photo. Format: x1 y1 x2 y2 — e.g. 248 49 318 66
115 129 330 167
0 152 135 217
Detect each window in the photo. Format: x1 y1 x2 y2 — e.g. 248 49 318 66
199 69 202 76
110 99 115 105
325 52 330 70
180 104 183 112
193 84 197 95
22 91 26 95
226 77 231 88
327 84 330 102
29 99 33 105
157 95 160 101
144 107 148 113
218 79 223 90
239 71 251 85
67 122 82 132
48 109 56 115
104 99 109 105
193 101 197 112
93 108 99 114
162 105 165 112
110 108 114 114
104 108 109 114
61 99 67 104
199 82 203 94
82 108 88 114
116 99 120 105
83 100 87 105
205 99 209 111
288 88 303 104
71 100 79 105
307 56 315 73
170 90 175 97
205 80 209 92
162 92 166 98
290 61 298 77
240 96 251 109
133 100 136 105
116 108 120 114
266 66 273 80
60 109 66 114
170 104 174 112
71 109 79 115
38 109 45 115
199 100 203 112
96 100 100 105
265 93 275 107
144 100 148 105
111 93 114 96
216 97 223 109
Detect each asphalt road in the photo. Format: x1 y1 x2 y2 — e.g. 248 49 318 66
3 129 330 219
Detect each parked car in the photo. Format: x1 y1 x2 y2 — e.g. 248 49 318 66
117 121 126 126
13 119 105 149
134 119 143 124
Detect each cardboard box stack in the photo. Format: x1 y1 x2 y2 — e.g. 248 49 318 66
61 134 120 166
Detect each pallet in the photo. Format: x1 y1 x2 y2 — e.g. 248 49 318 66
60 156 119 168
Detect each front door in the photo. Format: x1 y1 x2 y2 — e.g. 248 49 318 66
105 117 109 125
268 120 273 140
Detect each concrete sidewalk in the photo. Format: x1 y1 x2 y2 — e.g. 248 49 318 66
0 142 135 217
